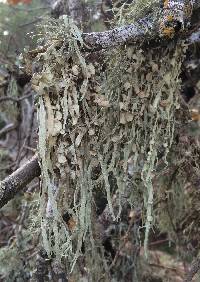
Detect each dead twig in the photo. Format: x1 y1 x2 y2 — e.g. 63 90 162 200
0 93 33 103
0 123 17 139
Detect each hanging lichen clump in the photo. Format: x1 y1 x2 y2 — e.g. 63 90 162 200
103 42 186 256
30 9 188 280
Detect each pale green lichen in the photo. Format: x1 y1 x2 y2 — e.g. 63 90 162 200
32 9 187 279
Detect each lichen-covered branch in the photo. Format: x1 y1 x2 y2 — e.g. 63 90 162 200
0 155 40 209
82 18 154 50
79 0 200 50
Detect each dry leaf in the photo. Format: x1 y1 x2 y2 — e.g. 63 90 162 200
190 109 200 121
67 217 76 231
151 63 159 72
146 72 153 81
87 63 95 78
138 91 149 98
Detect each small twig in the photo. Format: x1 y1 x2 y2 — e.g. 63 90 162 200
149 238 170 247
0 93 33 103
19 17 43 28
149 262 184 276
24 145 37 152
0 123 17 138
11 6 50 12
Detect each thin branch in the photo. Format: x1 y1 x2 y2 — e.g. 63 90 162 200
82 17 153 51
0 93 33 103
0 155 40 209
18 17 43 28
28 2 200 58
0 123 17 138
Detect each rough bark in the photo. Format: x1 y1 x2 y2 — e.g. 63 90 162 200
82 18 153 50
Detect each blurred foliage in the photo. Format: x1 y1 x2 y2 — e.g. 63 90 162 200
0 0 50 60
0 197 40 282
0 3 42 279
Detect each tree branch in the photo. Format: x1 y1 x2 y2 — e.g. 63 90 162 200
83 0 200 50
82 17 153 51
0 93 34 103
0 123 17 138
0 155 40 209
80 1 200 50
2 1 200 210
27 1 200 59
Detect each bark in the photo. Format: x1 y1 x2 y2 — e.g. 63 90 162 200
80 1 200 50
0 155 40 209
82 17 154 50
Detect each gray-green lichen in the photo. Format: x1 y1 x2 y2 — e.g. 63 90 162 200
31 9 187 279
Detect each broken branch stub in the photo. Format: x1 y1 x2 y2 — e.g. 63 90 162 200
0 155 40 209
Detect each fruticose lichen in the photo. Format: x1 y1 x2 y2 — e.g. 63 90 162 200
31 6 188 279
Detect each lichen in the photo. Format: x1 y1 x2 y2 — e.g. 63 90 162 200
31 8 187 279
